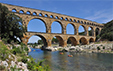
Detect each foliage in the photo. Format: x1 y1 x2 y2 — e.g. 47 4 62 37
0 65 5 70
103 46 105 49
67 38 71 44
97 47 100 50
27 57 50 71
21 57 28 63
0 3 26 43
38 39 43 44
79 32 85 35
0 41 10 60
52 37 58 43
100 20 113 41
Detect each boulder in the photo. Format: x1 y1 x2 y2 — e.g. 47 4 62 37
2 61 8 67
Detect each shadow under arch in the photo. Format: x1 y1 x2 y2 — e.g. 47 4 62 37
27 18 47 33
79 37 88 45
67 37 77 46
88 26 94 36
89 38 95 43
51 21 63 33
28 35 48 47
52 36 64 47
95 27 100 36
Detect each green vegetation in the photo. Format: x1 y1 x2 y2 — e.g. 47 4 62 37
0 41 50 71
100 20 113 41
0 3 26 44
38 39 43 44
52 37 58 43
97 47 100 50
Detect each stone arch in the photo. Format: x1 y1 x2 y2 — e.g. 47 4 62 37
27 18 47 33
79 37 88 45
87 22 89 25
28 34 48 47
81 21 83 24
89 38 94 43
88 26 94 36
44 14 48 17
73 19 76 22
39 13 43 16
50 15 54 18
19 10 24 14
77 20 80 23
12 8 17 12
84 22 86 24
26 11 31 15
65 18 68 21
51 21 63 33
66 23 76 35
69 18 72 22
60 17 64 20
67 37 77 46
52 36 64 47
32 12 37 15
55 16 59 19
95 27 100 36
78 25 87 35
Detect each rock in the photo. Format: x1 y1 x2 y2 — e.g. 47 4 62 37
11 61 15 67
2 61 8 67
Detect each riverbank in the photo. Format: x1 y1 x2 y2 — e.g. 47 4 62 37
30 41 113 54
0 41 50 71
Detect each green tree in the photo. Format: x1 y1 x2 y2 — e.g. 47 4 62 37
100 20 113 41
52 37 58 43
0 3 26 43
38 39 43 44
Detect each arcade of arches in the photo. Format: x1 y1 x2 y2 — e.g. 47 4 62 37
1 3 104 47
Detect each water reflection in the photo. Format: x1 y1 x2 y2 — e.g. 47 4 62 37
28 48 113 71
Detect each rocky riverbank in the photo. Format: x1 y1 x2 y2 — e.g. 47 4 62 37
32 42 113 54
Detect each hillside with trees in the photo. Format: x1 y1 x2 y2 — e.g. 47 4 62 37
100 20 113 41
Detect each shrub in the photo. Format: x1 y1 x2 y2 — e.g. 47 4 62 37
0 65 5 70
58 48 62 51
21 57 28 63
97 47 100 50
103 46 105 49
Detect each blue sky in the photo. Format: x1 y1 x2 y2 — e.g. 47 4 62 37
0 0 112 43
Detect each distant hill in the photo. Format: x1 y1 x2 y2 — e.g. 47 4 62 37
100 20 113 41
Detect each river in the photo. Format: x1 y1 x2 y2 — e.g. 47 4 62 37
28 47 113 71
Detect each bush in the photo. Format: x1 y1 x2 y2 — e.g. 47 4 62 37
0 65 5 70
103 46 105 49
21 57 28 63
97 47 100 50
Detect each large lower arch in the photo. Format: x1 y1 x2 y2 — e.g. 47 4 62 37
79 37 88 45
66 23 75 35
95 28 100 36
52 36 64 47
28 35 48 47
27 18 47 33
51 21 63 33
89 38 95 43
78 25 86 35
88 27 94 36
67 37 77 46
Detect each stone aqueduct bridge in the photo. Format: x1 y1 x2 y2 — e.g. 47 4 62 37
2 3 104 47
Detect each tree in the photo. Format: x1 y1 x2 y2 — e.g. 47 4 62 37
100 20 113 41
38 39 43 44
52 37 58 43
0 3 26 43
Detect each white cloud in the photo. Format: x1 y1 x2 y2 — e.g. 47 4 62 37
85 9 113 23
